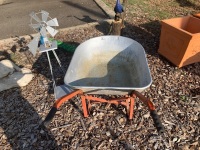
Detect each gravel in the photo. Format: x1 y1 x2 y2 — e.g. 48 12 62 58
0 11 199 150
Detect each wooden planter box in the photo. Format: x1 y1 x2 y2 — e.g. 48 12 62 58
158 16 200 67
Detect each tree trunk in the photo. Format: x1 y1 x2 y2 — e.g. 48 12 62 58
110 19 123 35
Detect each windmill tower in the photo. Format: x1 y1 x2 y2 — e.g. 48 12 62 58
28 10 64 99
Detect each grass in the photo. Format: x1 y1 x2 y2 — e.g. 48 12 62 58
128 0 173 19
103 0 200 20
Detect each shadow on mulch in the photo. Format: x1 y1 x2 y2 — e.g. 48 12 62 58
0 51 11 61
190 87 200 96
176 0 200 10
0 51 60 149
122 20 161 56
0 88 59 149
95 20 111 35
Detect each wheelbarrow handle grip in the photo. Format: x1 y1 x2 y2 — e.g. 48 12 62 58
43 107 57 127
150 110 164 134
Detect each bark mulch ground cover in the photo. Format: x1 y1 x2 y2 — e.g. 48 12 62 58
0 0 200 149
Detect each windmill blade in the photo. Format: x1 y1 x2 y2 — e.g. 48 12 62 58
46 26 58 37
46 18 59 26
40 27 47 37
29 12 41 23
27 36 39 56
41 10 49 22
29 23 41 29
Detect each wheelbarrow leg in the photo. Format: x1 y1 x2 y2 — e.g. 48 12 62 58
132 91 164 134
126 98 130 117
81 95 89 117
129 97 135 120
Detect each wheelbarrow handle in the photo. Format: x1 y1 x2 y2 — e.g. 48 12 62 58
150 110 164 134
43 107 57 127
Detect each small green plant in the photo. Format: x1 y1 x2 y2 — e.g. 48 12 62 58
10 53 16 61
180 95 188 102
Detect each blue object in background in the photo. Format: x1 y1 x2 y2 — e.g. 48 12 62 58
114 0 124 13
40 36 45 45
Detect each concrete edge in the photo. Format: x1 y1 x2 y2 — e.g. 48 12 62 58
0 0 11 5
0 19 113 48
94 0 115 19
0 0 5 5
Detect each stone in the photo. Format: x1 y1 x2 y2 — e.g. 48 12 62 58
0 59 33 92
0 59 15 78
106 131 111 136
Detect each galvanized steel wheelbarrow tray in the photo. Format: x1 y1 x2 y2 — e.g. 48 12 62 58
43 36 164 134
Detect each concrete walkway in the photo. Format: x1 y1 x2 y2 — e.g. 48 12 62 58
0 0 109 40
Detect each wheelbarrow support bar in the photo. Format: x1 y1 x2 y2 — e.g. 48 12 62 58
43 90 164 134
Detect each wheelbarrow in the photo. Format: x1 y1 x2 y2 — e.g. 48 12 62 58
43 36 164 134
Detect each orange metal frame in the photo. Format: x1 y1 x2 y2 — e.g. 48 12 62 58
53 90 156 119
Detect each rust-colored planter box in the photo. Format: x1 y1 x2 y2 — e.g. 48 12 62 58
158 16 200 68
